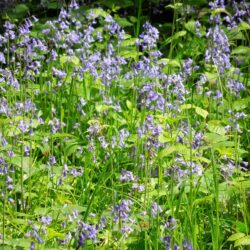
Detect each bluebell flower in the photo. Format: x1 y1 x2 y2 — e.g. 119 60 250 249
227 78 245 96
0 52 6 64
41 215 52 226
19 120 28 133
138 22 159 51
120 169 136 183
183 239 193 250
205 26 230 74
151 202 162 217
113 199 133 223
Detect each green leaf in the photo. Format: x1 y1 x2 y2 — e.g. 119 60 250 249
4 238 30 248
165 3 183 10
86 8 108 19
238 21 250 30
184 20 196 34
14 4 29 15
173 30 187 41
232 46 250 55
234 236 250 247
10 156 33 174
96 104 115 113
47 0 62 9
47 228 65 239
60 54 80 66
126 100 133 110
181 104 193 110
114 16 133 28
233 98 249 111
212 8 231 17
205 133 228 144
195 107 208 119
159 144 189 158
205 72 218 84
160 58 181 68
207 120 226 135
121 38 137 47
227 233 245 242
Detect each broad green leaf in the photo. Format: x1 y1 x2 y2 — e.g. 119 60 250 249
212 8 231 16
227 233 245 242
96 104 115 113
184 20 196 34
119 47 138 59
207 120 226 135
126 100 133 110
114 16 133 27
160 58 181 68
181 104 193 110
47 1 61 9
235 236 250 247
86 8 108 19
159 144 189 158
205 133 228 144
165 3 183 9
232 46 250 55
60 54 80 66
14 4 29 15
4 238 30 248
205 72 218 84
121 38 137 47
195 107 208 118
238 21 250 30
10 156 33 174
47 228 65 239
233 98 249 111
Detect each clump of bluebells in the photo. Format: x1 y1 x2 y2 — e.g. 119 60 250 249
0 0 249 249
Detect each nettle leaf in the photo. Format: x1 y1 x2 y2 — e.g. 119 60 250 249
96 104 115 113
86 8 109 19
181 104 208 118
119 47 138 59
207 120 226 135
205 72 218 84
181 104 193 110
164 31 187 45
233 98 249 111
234 236 250 247
165 3 183 10
10 156 33 174
114 16 133 28
238 21 250 30
13 4 29 15
184 20 196 34
47 228 65 239
195 107 208 119
47 0 62 9
205 133 228 144
227 233 245 242
121 37 137 47
160 58 181 68
211 8 231 16
159 144 189 158
60 54 80 66
4 238 30 248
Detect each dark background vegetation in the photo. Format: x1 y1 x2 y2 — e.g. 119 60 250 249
0 0 208 34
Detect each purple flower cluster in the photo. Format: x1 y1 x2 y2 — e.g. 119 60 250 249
137 22 159 51
76 222 97 249
205 26 231 74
